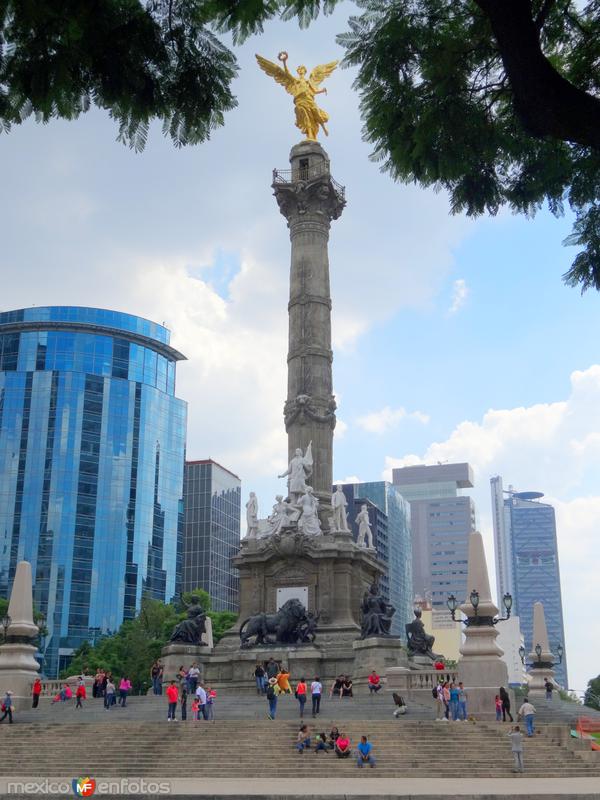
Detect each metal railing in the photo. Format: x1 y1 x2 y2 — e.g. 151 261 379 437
273 165 346 201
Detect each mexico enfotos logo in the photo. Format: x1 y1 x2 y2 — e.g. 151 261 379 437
6 777 171 795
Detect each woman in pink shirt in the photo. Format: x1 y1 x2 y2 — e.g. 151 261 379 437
118 676 132 707
335 732 351 758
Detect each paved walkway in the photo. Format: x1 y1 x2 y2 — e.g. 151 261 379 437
1 776 600 797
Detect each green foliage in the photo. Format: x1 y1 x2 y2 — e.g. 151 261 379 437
0 0 238 150
584 674 600 710
209 610 237 642
182 588 211 613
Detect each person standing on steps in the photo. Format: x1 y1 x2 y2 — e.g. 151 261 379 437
254 663 266 695
166 680 179 721
449 682 460 721
75 678 86 709
267 677 278 720
118 676 131 707
188 662 200 695
508 725 524 772
277 665 292 695
206 687 216 720
195 683 208 720
296 677 307 718
544 678 554 701
266 657 279 682
457 682 468 721
499 686 513 722
0 690 14 723
150 660 162 695
32 677 42 708
310 676 322 717
518 697 536 737
495 694 503 721
104 678 115 709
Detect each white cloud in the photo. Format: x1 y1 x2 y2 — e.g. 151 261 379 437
448 278 469 314
334 475 361 485
382 365 600 693
335 419 348 439
357 406 430 434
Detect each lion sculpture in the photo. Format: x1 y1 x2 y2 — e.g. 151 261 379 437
239 598 310 648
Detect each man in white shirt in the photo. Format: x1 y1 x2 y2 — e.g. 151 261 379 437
518 698 536 737
188 663 200 693
195 683 208 720
310 676 322 717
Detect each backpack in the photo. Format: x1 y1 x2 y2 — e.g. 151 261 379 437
432 687 438 699
267 686 275 700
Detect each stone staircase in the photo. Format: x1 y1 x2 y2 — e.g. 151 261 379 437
0 717 599 779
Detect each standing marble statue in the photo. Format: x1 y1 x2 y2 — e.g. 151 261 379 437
278 442 313 501
331 485 349 531
246 492 259 539
297 487 322 535
356 504 374 549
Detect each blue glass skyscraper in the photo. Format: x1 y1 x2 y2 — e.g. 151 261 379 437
0 307 187 676
340 481 412 639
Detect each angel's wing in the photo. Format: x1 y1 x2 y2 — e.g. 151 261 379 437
255 54 296 95
309 60 338 87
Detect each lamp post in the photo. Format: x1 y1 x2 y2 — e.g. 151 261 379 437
535 642 542 662
447 591 512 626
556 643 564 664
37 612 46 673
519 645 526 665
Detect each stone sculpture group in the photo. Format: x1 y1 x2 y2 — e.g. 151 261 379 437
245 445 376 547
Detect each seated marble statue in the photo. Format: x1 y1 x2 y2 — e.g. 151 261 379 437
405 608 438 659
169 596 207 645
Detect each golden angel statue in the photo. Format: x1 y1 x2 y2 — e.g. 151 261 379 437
256 52 338 141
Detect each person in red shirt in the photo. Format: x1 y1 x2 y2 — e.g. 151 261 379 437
368 671 382 694
335 732 351 758
296 677 307 718
75 679 87 709
32 678 42 709
166 680 179 721
434 660 445 671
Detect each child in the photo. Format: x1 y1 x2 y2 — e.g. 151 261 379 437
191 697 200 720
314 731 329 754
495 694 503 721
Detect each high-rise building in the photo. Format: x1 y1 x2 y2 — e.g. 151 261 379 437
0 306 187 676
490 475 514 600
340 481 412 638
392 463 475 610
490 480 568 687
182 459 241 612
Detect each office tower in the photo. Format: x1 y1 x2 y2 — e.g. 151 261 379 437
490 475 514 599
340 481 412 638
490 481 568 687
182 459 241 612
0 306 187 676
392 463 475 609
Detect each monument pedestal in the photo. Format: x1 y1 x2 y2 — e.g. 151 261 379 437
205 530 406 687
161 644 212 683
353 637 407 682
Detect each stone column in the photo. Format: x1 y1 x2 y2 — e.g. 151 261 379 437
0 561 41 710
527 601 556 692
457 532 511 718
273 141 345 526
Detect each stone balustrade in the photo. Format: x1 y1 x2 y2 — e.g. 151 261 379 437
385 667 459 694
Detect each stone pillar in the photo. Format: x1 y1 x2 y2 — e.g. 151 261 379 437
527 601 556 692
457 532 511 718
273 141 345 525
0 561 41 710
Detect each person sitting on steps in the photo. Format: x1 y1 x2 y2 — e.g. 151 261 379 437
296 723 311 753
356 735 376 768
335 731 351 758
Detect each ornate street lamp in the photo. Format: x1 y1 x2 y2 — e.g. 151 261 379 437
447 590 512 626
534 643 543 661
0 613 11 641
556 643 564 664
518 645 526 665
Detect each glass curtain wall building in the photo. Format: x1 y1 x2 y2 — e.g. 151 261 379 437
182 460 241 612
340 481 412 639
0 307 187 676
490 480 568 687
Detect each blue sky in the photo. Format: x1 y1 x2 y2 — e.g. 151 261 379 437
1 3 599 692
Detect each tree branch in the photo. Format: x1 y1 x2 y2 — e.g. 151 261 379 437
535 0 557 31
473 0 600 149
